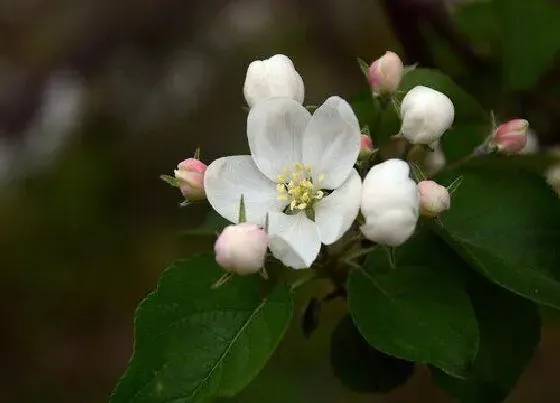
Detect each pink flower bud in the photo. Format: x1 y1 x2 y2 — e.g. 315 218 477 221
214 223 268 275
368 51 404 94
174 158 207 201
417 180 451 217
492 119 529 155
359 135 374 158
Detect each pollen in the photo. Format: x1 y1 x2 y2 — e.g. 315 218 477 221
276 164 325 211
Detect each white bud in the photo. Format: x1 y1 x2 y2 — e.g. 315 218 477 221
243 54 304 107
360 159 419 246
214 223 268 275
417 180 451 217
545 163 560 197
425 141 446 175
401 86 454 145
519 129 539 155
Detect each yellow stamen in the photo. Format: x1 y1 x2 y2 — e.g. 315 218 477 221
276 163 326 213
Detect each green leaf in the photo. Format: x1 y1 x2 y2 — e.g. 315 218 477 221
496 0 560 91
200 209 231 232
432 275 540 403
398 69 491 162
110 254 293 403
348 229 479 378
377 104 401 146
436 166 560 309
455 1 499 48
301 297 321 338
351 91 381 144
462 154 559 175
330 315 415 393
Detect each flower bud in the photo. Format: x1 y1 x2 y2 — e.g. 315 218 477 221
546 163 560 197
368 51 404 94
243 54 304 107
400 86 454 145
425 141 446 175
520 129 539 154
360 159 419 246
359 135 374 158
174 158 207 201
214 222 268 275
417 180 450 217
492 119 529 155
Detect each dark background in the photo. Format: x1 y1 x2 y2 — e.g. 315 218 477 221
1 0 560 402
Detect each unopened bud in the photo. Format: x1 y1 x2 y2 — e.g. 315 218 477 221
546 163 560 197
368 51 404 95
417 180 451 217
492 119 529 155
243 54 304 107
400 86 455 145
360 159 419 246
359 135 374 158
174 158 207 201
214 223 268 275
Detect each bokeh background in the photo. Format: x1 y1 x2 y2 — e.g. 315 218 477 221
1 0 560 402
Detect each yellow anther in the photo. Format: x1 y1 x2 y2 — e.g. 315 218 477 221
277 163 326 212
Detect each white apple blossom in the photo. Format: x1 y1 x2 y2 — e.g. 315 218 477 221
243 54 305 107
401 86 454 145
360 159 419 246
204 96 362 269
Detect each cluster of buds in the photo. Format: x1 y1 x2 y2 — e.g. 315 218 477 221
162 50 546 279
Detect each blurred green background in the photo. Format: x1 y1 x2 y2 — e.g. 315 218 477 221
1 0 560 402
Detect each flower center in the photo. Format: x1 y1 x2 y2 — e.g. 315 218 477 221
276 163 324 211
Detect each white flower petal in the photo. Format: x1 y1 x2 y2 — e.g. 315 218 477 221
314 169 362 245
267 212 321 269
204 155 286 226
247 97 311 181
302 96 361 189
